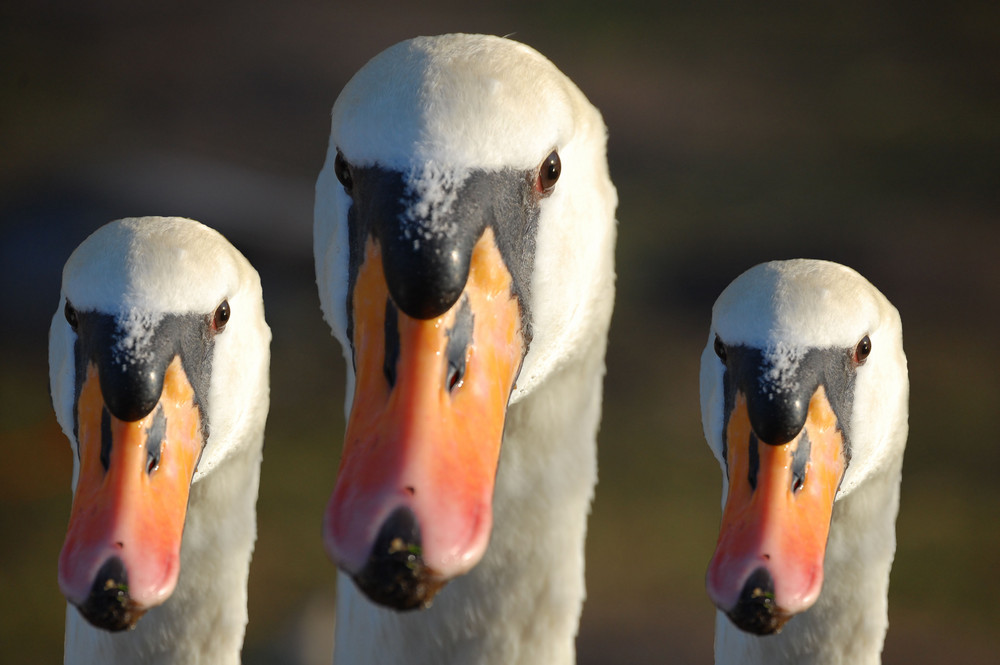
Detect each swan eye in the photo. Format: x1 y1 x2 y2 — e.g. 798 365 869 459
854 335 871 364
64 301 79 331
213 300 231 332
537 150 561 193
334 149 353 193
714 335 727 363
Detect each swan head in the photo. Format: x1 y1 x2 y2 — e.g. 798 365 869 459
49 217 270 631
699 259 907 634
314 34 615 610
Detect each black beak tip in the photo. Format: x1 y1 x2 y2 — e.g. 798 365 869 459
77 556 145 632
352 507 445 611
725 567 790 636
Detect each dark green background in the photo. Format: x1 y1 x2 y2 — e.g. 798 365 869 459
2 2 997 663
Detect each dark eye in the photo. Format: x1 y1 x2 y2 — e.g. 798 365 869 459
714 335 727 362
537 150 561 193
854 335 871 364
213 300 231 332
64 301 79 331
334 149 353 193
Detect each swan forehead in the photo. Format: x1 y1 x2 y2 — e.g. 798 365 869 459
713 259 888 350
332 34 575 171
62 217 245 316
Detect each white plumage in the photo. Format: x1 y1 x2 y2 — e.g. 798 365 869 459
50 217 270 664
700 259 908 664
314 34 616 664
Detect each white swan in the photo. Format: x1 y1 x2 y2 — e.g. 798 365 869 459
699 259 908 664
49 216 271 664
313 34 616 664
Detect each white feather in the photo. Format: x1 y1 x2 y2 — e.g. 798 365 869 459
314 34 616 664
50 216 271 664
701 259 908 664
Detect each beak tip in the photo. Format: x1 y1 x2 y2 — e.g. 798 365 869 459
723 566 790 635
327 504 450 611
58 537 180 631
708 561 821 636
71 556 147 632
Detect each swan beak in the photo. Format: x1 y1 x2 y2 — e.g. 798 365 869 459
58 358 202 631
706 387 846 634
324 229 524 610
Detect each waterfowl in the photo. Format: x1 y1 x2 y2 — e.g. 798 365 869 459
49 216 271 664
313 34 617 664
700 259 908 664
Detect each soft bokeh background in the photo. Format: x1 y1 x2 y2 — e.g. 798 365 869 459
2 2 997 663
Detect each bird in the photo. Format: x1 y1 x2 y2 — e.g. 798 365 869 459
313 34 617 664
699 259 908 664
49 216 271 664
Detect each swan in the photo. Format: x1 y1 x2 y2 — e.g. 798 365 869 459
313 34 616 664
49 216 271 664
699 259 908 664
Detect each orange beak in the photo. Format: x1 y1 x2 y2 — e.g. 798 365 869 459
706 386 846 634
58 357 203 631
324 228 524 607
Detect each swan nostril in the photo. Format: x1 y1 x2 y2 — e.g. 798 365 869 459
446 363 464 392
145 405 166 475
790 431 812 494
444 297 473 394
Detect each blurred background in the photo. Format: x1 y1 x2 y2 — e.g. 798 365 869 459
1 1 997 663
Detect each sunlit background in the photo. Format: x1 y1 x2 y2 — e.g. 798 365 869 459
2 2 997 663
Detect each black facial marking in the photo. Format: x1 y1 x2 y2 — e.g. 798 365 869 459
445 296 474 393
720 344 858 474
343 164 539 353
383 299 400 388
99 407 111 471
747 431 760 491
791 430 811 493
145 405 166 474
72 311 215 446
